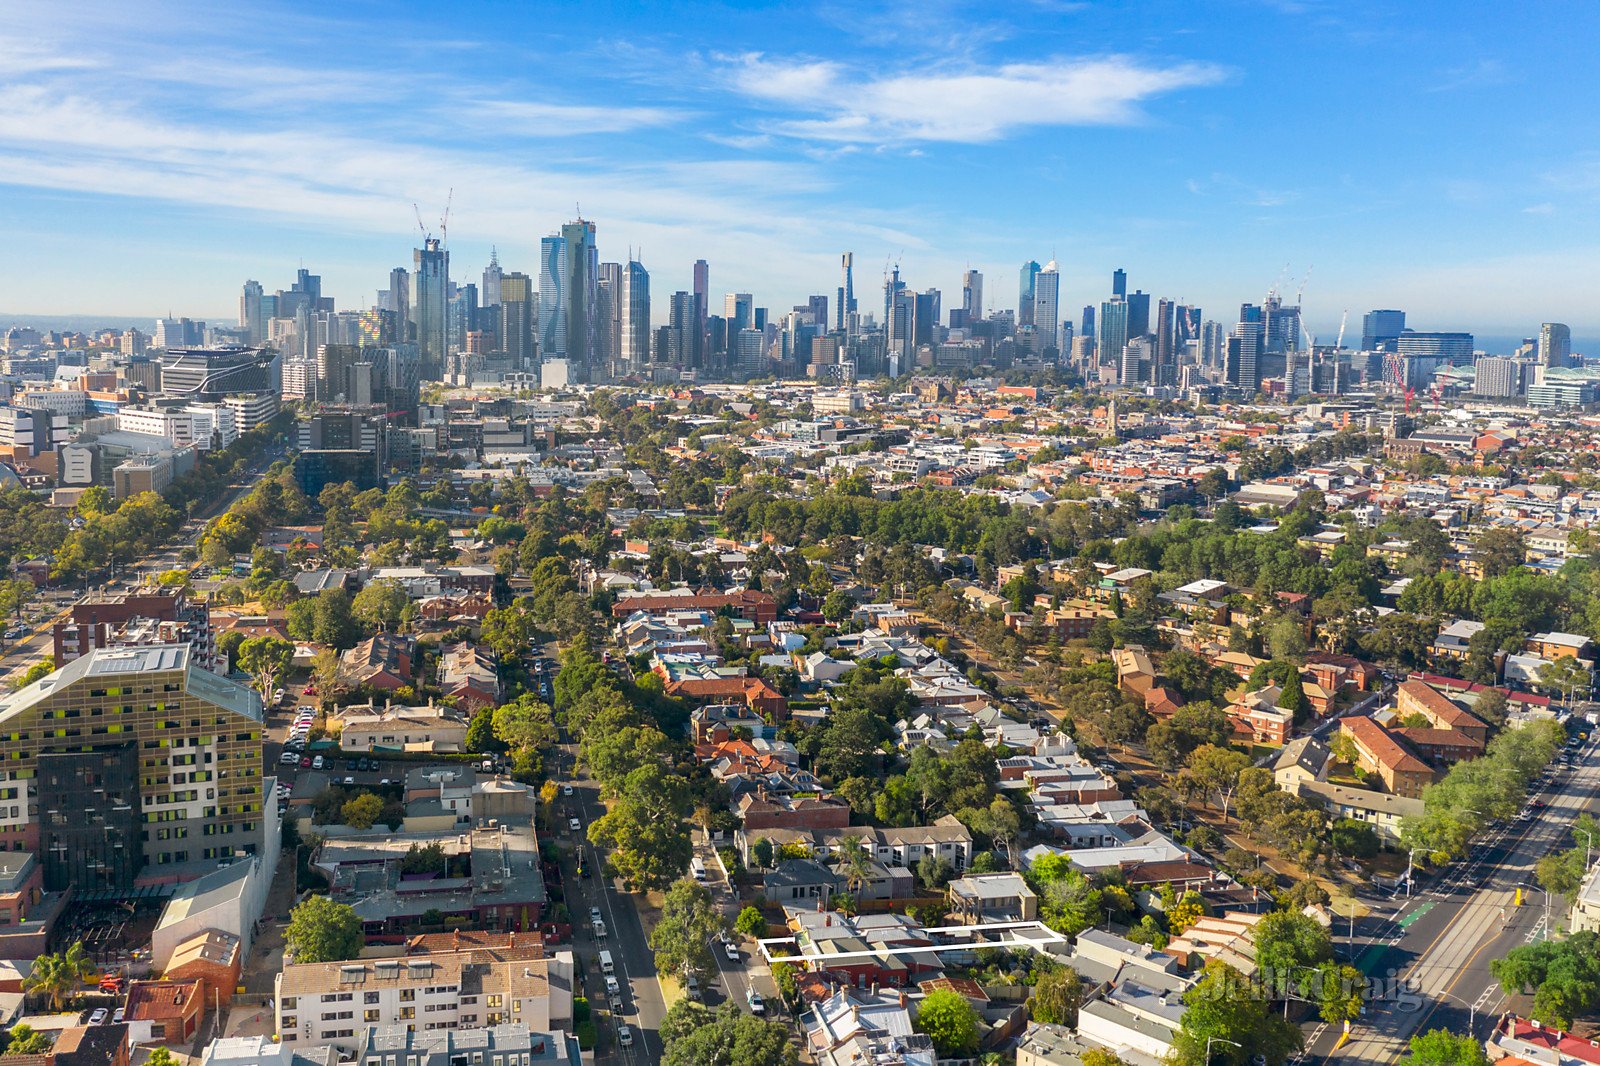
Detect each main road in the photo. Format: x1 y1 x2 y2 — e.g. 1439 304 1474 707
1303 730 1600 1062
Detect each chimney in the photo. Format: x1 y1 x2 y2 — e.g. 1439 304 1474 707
899 990 908 1008
452 929 460 948
510 931 517 948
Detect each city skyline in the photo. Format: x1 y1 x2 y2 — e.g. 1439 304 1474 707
4 2 1600 334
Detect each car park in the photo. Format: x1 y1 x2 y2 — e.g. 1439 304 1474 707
312 755 324 770
343 776 356 786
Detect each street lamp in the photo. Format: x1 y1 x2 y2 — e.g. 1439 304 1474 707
1205 1037 1241 1065
1575 824 1598 867
1434 989 1479 1035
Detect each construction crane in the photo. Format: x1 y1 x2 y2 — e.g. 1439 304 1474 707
413 203 429 240
1295 265 1313 307
439 188 453 247
1335 310 1349 350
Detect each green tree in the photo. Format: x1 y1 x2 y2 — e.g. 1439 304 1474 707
735 906 767 939
342 793 384 829
465 708 505 753
1081 1050 1131 1066
492 695 557 753
1409 1029 1490 1066
1028 965 1083 1026
144 1049 181 1066
649 879 729 982
237 635 294 703
1331 818 1380 861
914 988 981 1058
1539 655 1592 706
13 657 55 690
1172 962 1302 1066
352 579 408 633
21 941 94 1011
311 587 360 649
284 896 364 962
660 1002 799 1066
2 1023 51 1055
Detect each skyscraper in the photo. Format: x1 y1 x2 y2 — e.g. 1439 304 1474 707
240 280 266 345
913 290 941 347
962 270 983 323
668 290 698 368
499 272 534 367
537 235 568 360
1126 291 1150 340
1081 305 1096 342
1112 268 1127 299
1231 304 1264 392
837 253 856 335
561 218 599 372
693 259 710 360
1263 293 1301 355
481 249 504 309
1099 298 1129 370
621 259 650 369
598 260 623 367
1361 309 1406 351
1018 261 1042 327
1033 262 1061 353
725 293 753 332
1540 322 1572 367
1154 298 1175 385
409 237 448 379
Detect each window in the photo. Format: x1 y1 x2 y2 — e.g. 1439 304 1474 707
364 992 379 1004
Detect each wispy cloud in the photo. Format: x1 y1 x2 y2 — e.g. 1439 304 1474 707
1428 57 1511 93
725 52 1228 144
467 99 680 135
1185 172 1300 208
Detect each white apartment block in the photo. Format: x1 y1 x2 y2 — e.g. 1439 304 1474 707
275 950 574 1052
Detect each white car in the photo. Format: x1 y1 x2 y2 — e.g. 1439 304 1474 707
88 1008 109 1025
561 784 574 797
569 817 581 832
723 939 740 962
617 1025 633 1048
279 751 297 764
590 906 604 925
312 755 324 770
746 990 765 1015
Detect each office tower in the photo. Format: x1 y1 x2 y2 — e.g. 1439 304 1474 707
754 307 769 332
316 343 362 400
883 267 913 365
724 293 754 332
734 328 764 375
159 347 272 398
1126 291 1150 340
538 235 568 360
240 281 266 345
692 259 710 356
1112 268 1127 299
621 259 650 369
560 218 599 372
1099 298 1129 369
598 260 623 366
0 644 267 891
383 267 410 327
1018 261 1042 327
481 249 504 309
1033 262 1061 352
1176 305 1202 347
409 238 449 378
913 290 942 347
1201 320 1225 369
154 318 206 349
1474 355 1524 398
448 282 478 352
837 253 856 335
806 295 829 328
1231 304 1264 391
1396 330 1474 362
1540 322 1572 367
1361 309 1406 351
1154 298 1176 385
962 270 983 322
1121 335 1154 386
668 290 698 367
498 272 533 365
1081 305 1095 341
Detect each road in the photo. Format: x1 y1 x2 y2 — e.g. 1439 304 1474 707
1307 730 1600 1063
557 741 669 1065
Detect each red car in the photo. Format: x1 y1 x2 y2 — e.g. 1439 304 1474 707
299 756 312 768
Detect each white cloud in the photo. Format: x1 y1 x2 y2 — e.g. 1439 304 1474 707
467 99 679 135
725 52 1227 144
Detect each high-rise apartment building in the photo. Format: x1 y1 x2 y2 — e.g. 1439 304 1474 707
1033 262 1061 352
668 291 698 368
1112 268 1127 299
837 253 856 336
0 644 267 891
1081 305 1096 342
1539 322 1572 367
409 238 449 379
1154 298 1176 385
1361 309 1406 351
239 281 266 346
1018 261 1042 327
620 259 650 369
1473 355 1526 398
1231 304 1264 392
1126 291 1151 341
597 261 622 367
537 236 568 360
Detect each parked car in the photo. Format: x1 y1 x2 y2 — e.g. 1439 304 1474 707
746 989 765 1015
280 751 298 765
312 755 324 770
561 784 574 797
569 817 581 832
88 1008 108 1025
617 1025 633 1048
723 939 740 962
299 756 312 768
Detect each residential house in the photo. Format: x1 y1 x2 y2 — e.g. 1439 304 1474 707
124 979 206 1046
1226 684 1293 745
437 643 501 711
947 873 1038 925
666 676 788 720
736 791 852 833
1431 619 1484 662
1291 781 1424 846
341 634 415 694
337 703 469 754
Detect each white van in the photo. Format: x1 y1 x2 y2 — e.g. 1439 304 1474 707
605 975 621 1000
593 918 607 939
690 857 707 882
599 950 614 975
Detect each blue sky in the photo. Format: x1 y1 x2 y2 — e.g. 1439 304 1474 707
4 0 1600 343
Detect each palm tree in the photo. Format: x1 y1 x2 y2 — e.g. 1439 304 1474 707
836 835 873 902
22 944 92 1012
